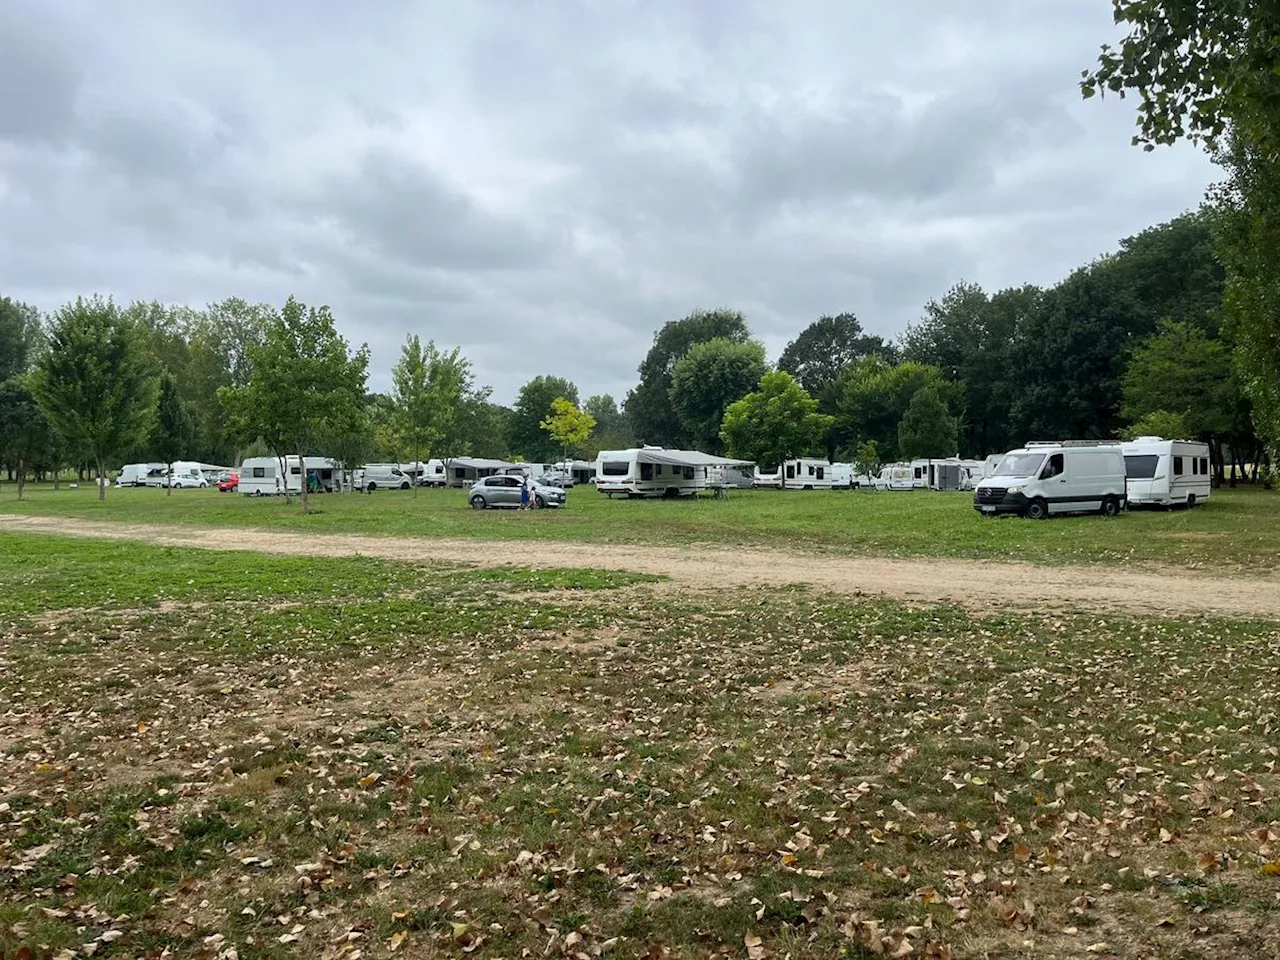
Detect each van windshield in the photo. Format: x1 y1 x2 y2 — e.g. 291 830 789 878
995 453 1045 477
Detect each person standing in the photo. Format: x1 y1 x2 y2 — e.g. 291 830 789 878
520 474 531 511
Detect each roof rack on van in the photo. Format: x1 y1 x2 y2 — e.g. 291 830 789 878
1025 440 1120 448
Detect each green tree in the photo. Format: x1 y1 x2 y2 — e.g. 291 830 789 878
508 376 579 462
720 371 833 469
390 336 469 497
833 357 962 462
583 394 633 455
1081 3 1280 457
185 298 273 463
30 296 158 500
625 309 751 446
540 397 597 463
897 386 958 460
668 338 768 452
217 297 369 515
852 440 881 477
151 372 194 496
0 297 40 382
1121 410 1192 442
778 313 892 408
1122 319 1235 442
0 380 51 499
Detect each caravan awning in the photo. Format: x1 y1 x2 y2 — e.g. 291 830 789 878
630 448 754 468
451 457 515 470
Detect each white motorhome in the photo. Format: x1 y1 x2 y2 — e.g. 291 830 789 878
873 464 914 491
907 459 932 489
166 460 209 488
116 462 167 487
238 456 348 495
401 459 448 487
595 447 748 498
973 442 1127 519
1120 437 1212 508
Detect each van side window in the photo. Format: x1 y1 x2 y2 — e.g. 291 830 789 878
817 467 825 480
785 465 795 479
1173 456 1184 476
1200 457 1208 475
1041 454 1064 479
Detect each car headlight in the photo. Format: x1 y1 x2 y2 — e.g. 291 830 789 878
1006 486 1021 494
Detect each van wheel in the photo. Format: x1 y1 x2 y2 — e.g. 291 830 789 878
400 481 410 490
1186 494 1197 509
1100 496 1121 517
366 482 377 492
1025 498 1049 520
469 495 486 510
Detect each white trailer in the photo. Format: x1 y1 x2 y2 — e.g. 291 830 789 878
707 463 756 489
238 456 348 495
594 447 750 498
1120 436 1212 508
402 459 448 487
925 458 964 491
445 457 514 488
557 459 597 486
753 458 834 490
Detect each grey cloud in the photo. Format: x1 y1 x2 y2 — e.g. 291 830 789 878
0 0 1218 405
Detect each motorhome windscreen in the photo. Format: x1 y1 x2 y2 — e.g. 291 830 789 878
601 462 629 476
1124 455 1159 479
997 453 1045 477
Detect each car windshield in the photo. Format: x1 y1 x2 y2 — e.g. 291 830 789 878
995 453 1046 477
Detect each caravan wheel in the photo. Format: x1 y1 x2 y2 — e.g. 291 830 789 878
1186 494 1197 509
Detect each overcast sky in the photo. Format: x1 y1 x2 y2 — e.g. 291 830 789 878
1 0 1218 404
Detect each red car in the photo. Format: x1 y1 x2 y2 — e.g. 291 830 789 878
217 472 239 493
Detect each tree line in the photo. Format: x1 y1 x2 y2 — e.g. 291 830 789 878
0 208 1269 505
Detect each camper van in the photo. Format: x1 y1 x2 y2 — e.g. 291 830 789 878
1120 437 1212 508
973 442 1127 519
116 463 167 487
353 463 413 491
873 464 914 491
238 456 348 495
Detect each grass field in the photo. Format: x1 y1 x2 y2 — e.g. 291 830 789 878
1 482 1279 569
3 533 1280 959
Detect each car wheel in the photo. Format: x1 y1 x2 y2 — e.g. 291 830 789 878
470 495 487 510
1025 498 1049 520
401 481 410 490
1187 493 1197 509
535 494 546 508
367 482 377 492
1100 496 1121 517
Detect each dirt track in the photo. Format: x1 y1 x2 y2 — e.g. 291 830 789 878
6 514 1280 619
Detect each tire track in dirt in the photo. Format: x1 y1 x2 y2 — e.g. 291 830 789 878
5 514 1280 619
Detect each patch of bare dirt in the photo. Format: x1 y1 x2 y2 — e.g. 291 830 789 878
6 514 1280 619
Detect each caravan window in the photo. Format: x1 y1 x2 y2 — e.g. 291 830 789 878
252 466 267 478
454 468 466 479
1200 457 1209 475
785 464 796 479
816 466 825 480
683 466 695 480
1124 455 1159 480
640 462 653 482
290 466 301 475
601 461 628 476
1173 456 1184 476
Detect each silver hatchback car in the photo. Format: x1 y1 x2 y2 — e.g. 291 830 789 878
468 475 566 509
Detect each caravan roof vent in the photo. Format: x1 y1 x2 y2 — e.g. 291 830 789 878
1134 435 1165 442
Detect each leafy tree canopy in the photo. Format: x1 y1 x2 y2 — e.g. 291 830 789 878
508 376 579 462
668 338 768 453
897 386 958 461
778 313 892 407
721 371 833 469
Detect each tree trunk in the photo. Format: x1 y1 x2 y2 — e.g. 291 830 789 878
299 448 309 515
53 468 60 491
166 461 173 496
15 458 24 501
96 456 106 501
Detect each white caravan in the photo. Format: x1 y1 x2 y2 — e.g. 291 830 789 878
873 463 914 491
556 459 598 486
238 456 348 495
958 459 989 491
829 462 873 490
908 459 932 489
1120 436 1212 508
116 462 167 487
707 463 756 489
595 447 750 498
925 459 964 491
973 442 1127 519
445 457 513 487
755 458 834 490
402 459 448 487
